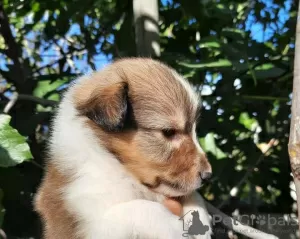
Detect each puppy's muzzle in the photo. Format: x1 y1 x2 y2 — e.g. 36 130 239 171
200 171 212 181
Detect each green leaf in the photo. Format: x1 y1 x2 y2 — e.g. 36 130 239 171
247 64 286 80
0 114 32 167
178 59 232 69
264 42 276 51
199 41 221 48
239 112 258 131
270 167 280 173
199 133 227 160
33 79 68 98
199 36 221 49
33 79 67 111
31 2 40 12
222 28 246 40
247 60 258 86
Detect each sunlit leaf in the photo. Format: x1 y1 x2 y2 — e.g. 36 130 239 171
199 41 221 49
199 133 227 160
239 112 258 131
31 2 40 12
179 59 232 69
270 167 280 173
0 114 32 167
33 79 68 99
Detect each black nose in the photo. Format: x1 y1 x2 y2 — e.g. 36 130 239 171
200 171 212 180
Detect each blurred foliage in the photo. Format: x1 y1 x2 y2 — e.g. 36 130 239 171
0 0 297 238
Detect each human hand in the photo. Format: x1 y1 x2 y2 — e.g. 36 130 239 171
163 198 183 217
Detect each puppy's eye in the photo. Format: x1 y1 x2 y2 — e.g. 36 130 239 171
162 128 177 138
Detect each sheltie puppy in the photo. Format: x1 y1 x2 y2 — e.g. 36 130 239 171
35 58 212 239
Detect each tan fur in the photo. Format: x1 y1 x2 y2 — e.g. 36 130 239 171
35 163 79 239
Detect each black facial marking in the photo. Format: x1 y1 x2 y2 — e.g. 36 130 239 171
122 94 137 131
78 82 138 132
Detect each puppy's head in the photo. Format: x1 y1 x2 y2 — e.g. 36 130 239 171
74 58 212 197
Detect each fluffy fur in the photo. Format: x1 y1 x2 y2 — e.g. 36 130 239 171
35 58 212 239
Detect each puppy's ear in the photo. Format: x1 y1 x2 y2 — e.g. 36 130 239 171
77 82 129 131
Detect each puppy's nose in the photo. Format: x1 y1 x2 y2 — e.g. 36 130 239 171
200 171 212 180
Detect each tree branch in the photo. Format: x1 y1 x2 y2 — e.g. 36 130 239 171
0 228 6 239
18 94 58 106
241 95 289 102
133 0 160 57
3 92 18 113
288 2 300 234
3 93 58 113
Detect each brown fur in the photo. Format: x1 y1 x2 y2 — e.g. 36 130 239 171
35 163 79 239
